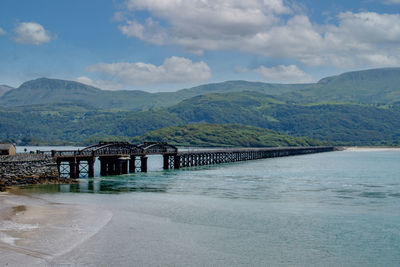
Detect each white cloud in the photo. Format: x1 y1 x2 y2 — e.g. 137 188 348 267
118 18 167 45
117 1 400 69
76 76 123 91
86 56 211 86
383 0 400 4
14 22 53 45
0 27 5 35
234 66 248 73
254 65 313 83
118 0 289 52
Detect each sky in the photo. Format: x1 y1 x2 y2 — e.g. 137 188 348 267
0 0 400 92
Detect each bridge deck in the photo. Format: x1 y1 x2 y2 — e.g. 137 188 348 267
44 142 335 178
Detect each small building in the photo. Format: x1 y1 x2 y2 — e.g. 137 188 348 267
0 143 16 156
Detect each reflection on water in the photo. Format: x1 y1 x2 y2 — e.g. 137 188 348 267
21 176 170 194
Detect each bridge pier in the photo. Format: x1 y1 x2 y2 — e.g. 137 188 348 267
88 158 95 178
121 158 128 174
140 156 148 172
69 159 77 179
115 158 122 175
129 156 136 173
163 155 169 170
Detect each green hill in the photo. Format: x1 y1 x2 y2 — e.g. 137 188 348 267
0 78 306 111
283 68 400 104
2 91 400 146
177 80 309 99
0 78 178 111
131 123 323 147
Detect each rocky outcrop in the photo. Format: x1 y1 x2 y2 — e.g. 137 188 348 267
0 154 75 191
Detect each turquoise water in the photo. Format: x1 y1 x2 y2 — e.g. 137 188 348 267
20 150 400 266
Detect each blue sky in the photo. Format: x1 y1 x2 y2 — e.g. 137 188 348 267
0 0 399 92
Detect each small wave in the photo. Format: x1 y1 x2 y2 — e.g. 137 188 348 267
0 232 20 246
0 220 39 231
359 192 386 198
336 196 354 199
388 193 400 198
335 189 359 193
359 184 384 188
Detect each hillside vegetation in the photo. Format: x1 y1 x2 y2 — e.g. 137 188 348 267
1 91 400 146
131 124 323 147
282 68 400 104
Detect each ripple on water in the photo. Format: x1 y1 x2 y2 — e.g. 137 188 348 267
358 184 384 188
359 192 387 198
335 189 359 193
388 193 400 198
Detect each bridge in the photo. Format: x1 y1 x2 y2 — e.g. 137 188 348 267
47 142 335 178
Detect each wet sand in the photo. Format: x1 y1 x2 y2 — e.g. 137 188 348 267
0 189 112 266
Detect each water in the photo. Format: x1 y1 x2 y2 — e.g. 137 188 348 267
17 150 400 266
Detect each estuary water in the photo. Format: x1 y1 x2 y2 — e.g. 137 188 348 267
16 149 400 266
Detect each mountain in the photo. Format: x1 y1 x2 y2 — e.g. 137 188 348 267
282 68 400 104
1 68 400 110
0 85 13 97
0 78 306 110
2 68 400 146
131 123 323 147
0 78 177 110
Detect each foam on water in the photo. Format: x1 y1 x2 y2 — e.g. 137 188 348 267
0 220 39 231
0 232 20 245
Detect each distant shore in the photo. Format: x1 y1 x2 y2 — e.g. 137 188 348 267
0 188 112 265
343 146 400 151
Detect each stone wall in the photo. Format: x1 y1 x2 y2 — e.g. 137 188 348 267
0 154 74 191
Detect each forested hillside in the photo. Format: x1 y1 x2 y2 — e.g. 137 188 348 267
1 90 400 146
131 124 324 147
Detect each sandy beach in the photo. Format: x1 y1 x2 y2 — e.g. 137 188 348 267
0 189 112 266
344 146 400 152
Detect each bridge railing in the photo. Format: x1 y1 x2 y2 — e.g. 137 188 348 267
177 146 334 155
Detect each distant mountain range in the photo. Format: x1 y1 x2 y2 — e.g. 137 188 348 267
1 67 400 110
1 67 400 146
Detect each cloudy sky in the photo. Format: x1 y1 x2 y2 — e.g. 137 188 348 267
0 0 399 91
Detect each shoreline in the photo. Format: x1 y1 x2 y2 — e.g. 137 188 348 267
343 146 400 151
0 188 112 265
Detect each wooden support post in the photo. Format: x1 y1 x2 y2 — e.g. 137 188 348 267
109 161 116 175
115 159 123 175
122 160 128 174
163 155 170 170
173 155 180 169
141 156 148 172
88 158 95 178
100 157 108 176
129 157 136 173
76 160 80 178
69 160 77 179
56 159 61 176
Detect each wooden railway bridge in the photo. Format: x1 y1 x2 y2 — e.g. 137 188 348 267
46 142 335 178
